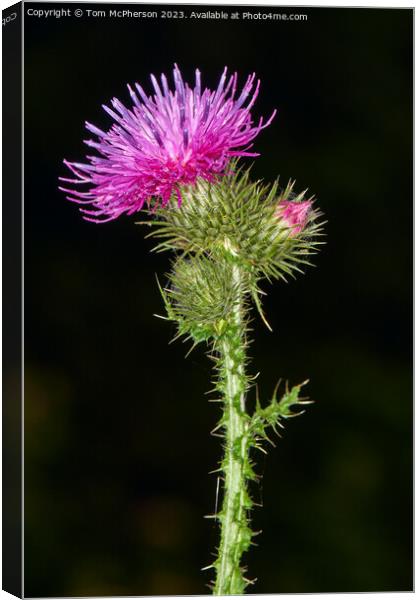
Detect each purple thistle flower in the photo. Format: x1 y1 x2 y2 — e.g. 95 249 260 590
59 64 276 222
276 199 312 235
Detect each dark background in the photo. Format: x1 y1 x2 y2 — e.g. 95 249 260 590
23 4 412 596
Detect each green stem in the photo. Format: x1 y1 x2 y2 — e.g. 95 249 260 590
213 263 253 595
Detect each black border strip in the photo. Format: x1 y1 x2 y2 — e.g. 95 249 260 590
2 2 23 598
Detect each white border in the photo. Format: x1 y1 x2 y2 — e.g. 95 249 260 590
0 1 415 599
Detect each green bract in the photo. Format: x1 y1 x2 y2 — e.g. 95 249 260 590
144 166 324 276
144 164 324 335
161 254 244 343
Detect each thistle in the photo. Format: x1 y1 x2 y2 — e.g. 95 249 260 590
60 65 325 595
59 64 275 222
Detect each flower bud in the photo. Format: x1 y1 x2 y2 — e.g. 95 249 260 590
165 255 240 343
276 199 312 235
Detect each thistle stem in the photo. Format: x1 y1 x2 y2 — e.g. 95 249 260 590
214 264 252 595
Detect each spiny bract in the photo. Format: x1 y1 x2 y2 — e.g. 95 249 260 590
159 254 246 343
145 165 325 285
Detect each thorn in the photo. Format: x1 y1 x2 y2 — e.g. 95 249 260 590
288 409 306 418
184 342 198 358
252 288 273 332
210 422 224 435
253 444 268 455
153 313 169 320
208 466 224 475
272 377 282 400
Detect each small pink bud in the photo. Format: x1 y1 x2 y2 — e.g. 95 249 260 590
276 199 312 235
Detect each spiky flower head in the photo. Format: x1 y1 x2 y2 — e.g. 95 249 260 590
147 168 324 280
161 255 242 344
59 65 276 223
276 198 312 235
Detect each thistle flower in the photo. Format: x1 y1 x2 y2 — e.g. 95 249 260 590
59 65 276 222
276 198 312 235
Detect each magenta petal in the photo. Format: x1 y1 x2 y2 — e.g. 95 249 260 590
60 65 276 222
276 199 312 235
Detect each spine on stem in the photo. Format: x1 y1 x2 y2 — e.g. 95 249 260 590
213 262 255 595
